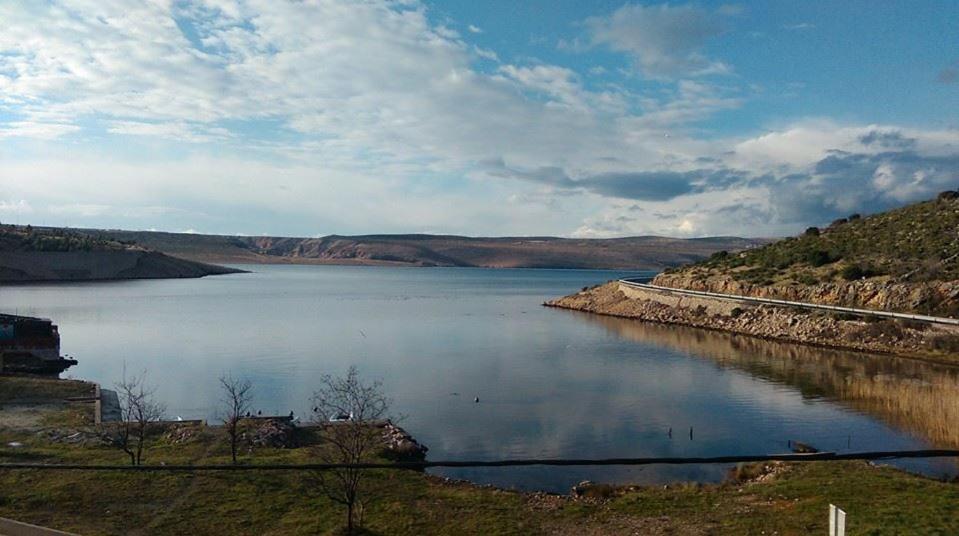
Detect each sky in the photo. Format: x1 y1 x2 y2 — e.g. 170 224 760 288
1 0 957 238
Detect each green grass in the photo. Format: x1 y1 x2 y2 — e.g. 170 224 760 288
2 421 958 532
3 377 959 535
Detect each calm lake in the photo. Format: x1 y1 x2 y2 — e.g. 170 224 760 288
2 264 957 492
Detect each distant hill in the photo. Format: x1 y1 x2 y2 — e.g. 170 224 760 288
0 226 243 282
70 229 769 270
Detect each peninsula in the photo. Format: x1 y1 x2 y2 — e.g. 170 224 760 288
548 191 959 363
0 226 243 283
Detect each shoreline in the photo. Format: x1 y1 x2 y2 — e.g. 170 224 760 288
3 374 959 534
546 281 959 367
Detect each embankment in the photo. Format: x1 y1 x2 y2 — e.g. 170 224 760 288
546 281 959 363
654 272 959 318
0 251 244 283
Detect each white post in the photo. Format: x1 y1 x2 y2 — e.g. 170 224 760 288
829 504 846 536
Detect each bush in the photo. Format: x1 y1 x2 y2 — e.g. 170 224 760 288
937 190 959 201
840 264 883 281
806 250 838 267
795 272 819 285
841 265 864 280
729 463 768 483
858 320 905 340
804 226 820 236
927 334 959 352
730 307 745 318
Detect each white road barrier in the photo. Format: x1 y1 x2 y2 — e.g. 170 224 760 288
829 504 846 536
618 279 959 326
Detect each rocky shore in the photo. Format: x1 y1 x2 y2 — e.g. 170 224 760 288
654 272 959 318
546 280 959 363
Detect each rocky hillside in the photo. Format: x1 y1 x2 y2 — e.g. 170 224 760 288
0 226 243 282
72 230 768 270
655 191 959 317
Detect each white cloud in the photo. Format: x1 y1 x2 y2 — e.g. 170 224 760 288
0 121 80 140
106 120 231 142
0 1 956 239
585 3 731 78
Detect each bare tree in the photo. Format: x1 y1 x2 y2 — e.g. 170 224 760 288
115 371 165 466
311 366 390 535
219 373 254 464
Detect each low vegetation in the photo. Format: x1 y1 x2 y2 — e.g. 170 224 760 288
2 377 959 534
0 225 127 253
676 192 959 285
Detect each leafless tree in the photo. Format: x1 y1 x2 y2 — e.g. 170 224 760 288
219 373 254 464
310 366 390 535
115 371 165 466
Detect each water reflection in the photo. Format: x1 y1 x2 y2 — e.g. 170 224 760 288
2 266 956 492
584 314 959 450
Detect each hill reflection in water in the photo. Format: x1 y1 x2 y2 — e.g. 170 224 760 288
585 314 959 451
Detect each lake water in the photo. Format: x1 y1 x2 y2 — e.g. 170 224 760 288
2 264 957 492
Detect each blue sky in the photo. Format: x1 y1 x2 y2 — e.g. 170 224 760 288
1 1 957 238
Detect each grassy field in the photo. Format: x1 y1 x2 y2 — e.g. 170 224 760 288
2 379 959 535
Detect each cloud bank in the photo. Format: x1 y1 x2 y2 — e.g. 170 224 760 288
0 1 957 238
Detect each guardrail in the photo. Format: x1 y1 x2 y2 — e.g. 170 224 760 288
0 517 78 536
1 449 957 471
618 279 959 326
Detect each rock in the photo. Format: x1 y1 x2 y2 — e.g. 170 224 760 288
381 421 428 460
245 418 296 449
571 480 594 496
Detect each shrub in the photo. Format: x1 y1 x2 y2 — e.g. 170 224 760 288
579 483 619 500
841 265 864 280
898 319 929 332
927 334 959 352
848 213 861 220
729 463 767 483
804 226 820 236
795 272 819 285
937 190 959 201
730 307 745 318
840 264 883 281
859 320 905 340
806 250 837 267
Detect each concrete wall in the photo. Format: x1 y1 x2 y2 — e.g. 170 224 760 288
618 282 749 316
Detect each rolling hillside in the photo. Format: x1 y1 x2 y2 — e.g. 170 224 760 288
71 230 769 270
